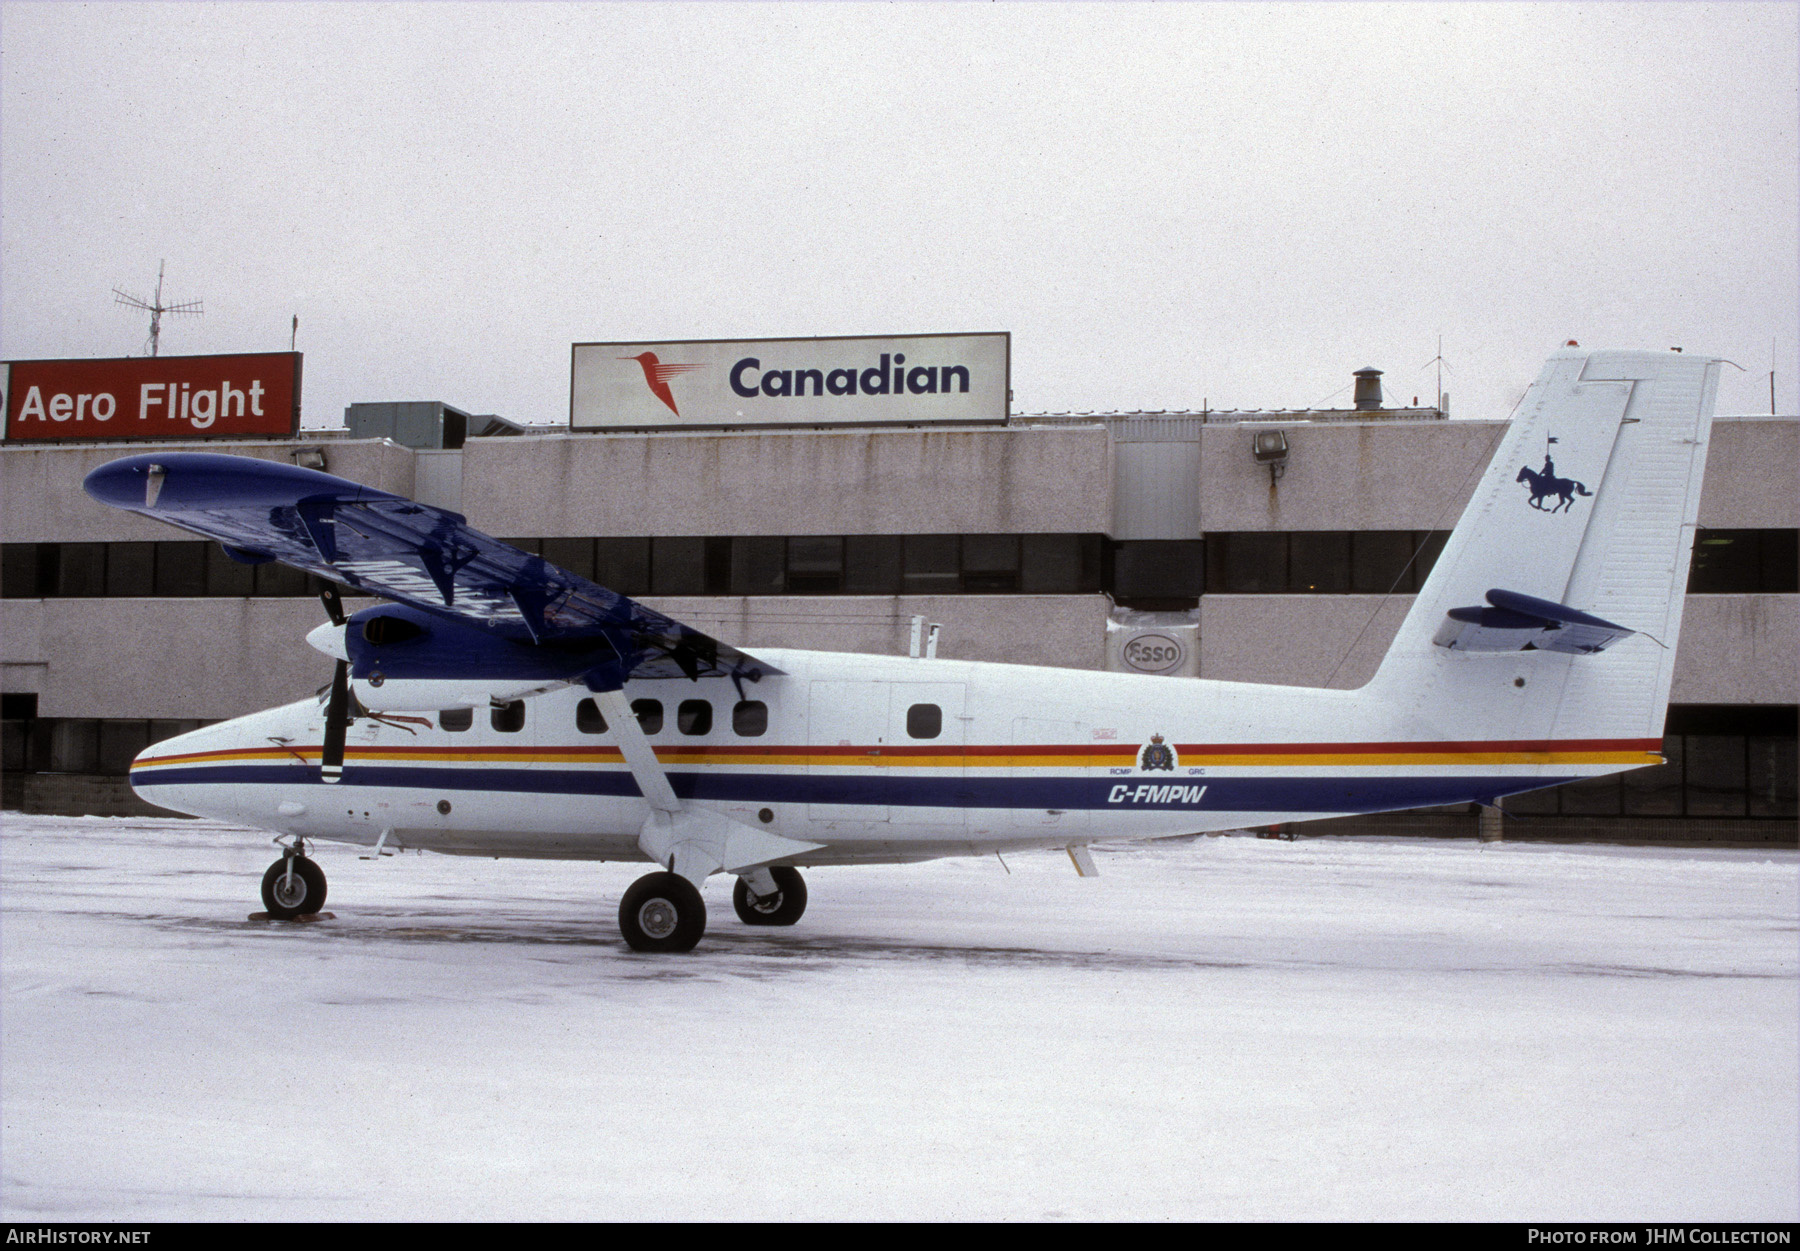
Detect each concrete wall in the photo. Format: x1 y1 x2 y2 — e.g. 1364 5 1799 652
1196 592 1799 703
2 593 1110 720
4 597 343 719
1669 594 1800 704
1198 420 1504 532
1699 418 1799 528
0 438 416 543
1194 416 1797 533
643 594 1112 671
460 426 1113 537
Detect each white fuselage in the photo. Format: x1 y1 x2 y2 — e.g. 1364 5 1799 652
129 646 1649 866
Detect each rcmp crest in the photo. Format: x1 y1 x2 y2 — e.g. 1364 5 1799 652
1137 733 1177 772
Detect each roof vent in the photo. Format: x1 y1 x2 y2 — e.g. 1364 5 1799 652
1352 367 1384 411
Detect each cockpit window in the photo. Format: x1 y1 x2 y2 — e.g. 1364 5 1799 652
440 708 473 732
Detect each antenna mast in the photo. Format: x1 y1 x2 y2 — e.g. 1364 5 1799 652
113 260 202 356
1421 334 1452 415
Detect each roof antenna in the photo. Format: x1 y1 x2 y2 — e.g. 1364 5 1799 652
1421 334 1452 415
113 260 202 357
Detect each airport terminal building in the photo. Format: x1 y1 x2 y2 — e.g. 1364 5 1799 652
3 337 1794 841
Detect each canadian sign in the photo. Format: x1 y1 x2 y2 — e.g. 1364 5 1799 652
1 353 301 442
570 333 1009 430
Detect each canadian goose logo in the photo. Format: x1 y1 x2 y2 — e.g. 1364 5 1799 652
1138 733 1177 772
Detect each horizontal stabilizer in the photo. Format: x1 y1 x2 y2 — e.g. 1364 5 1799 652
83 453 782 687
1432 588 1635 656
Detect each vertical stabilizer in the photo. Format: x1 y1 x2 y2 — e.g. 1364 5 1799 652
1367 348 1721 746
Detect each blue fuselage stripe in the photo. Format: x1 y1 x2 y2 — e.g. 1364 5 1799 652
131 763 1573 814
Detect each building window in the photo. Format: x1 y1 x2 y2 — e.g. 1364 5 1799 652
576 698 607 734
961 534 1021 592
204 542 258 596
54 544 107 598
153 541 207 597
1208 533 1285 594
1204 532 1449 595
1498 705 1796 821
844 535 903 594
677 699 712 735
541 538 597 583
1021 534 1103 594
903 535 960 595
1688 529 1800 594
1113 540 1206 603
787 536 844 594
595 538 651 597
730 537 787 595
651 537 706 595
106 543 156 596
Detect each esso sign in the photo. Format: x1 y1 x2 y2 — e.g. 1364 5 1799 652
2 353 301 441
1122 633 1186 674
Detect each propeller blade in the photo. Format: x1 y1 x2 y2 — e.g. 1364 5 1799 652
320 659 349 783
319 582 346 627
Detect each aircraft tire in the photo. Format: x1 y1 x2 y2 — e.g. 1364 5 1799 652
732 866 807 927
619 871 706 953
261 856 328 919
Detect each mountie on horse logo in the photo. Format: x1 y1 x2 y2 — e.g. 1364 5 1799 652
1516 438 1592 514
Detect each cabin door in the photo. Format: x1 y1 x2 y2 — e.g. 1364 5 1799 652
807 680 889 823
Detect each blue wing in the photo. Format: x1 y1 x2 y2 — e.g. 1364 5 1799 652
83 452 782 686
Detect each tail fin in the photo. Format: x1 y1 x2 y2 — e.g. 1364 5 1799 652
1367 347 1721 745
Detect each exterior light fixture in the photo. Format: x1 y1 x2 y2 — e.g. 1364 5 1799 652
291 446 327 471
1251 429 1289 483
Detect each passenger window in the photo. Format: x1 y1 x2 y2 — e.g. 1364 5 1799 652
439 708 473 732
678 699 713 735
733 700 768 737
907 703 942 739
632 699 663 734
491 700 526 733
576 698 608 734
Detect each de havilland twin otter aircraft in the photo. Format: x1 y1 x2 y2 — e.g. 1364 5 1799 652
84 346 1722 952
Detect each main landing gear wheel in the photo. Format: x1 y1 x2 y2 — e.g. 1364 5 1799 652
261 854 328 919
619 871 707 953
732 866 807 927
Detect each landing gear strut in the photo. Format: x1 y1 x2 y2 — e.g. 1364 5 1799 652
733 866 807 927
261 840 328 919
618 871 706 953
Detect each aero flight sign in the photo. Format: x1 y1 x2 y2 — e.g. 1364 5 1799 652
1 353 302 441
571 333 1009 430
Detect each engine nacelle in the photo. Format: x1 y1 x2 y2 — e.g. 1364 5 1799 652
308 604 623 711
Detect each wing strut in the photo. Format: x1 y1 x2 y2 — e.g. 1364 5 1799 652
588 687 822 887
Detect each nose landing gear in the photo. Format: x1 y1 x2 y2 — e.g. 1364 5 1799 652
260 840 328 919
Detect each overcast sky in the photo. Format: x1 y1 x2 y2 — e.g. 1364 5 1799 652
3 1 1795 428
